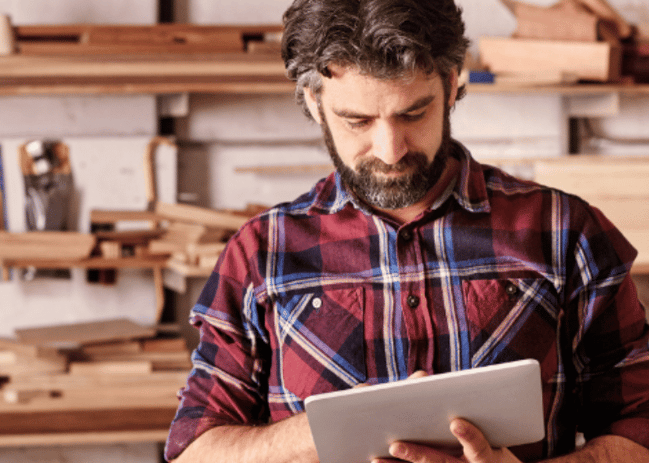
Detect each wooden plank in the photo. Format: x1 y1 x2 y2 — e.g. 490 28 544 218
154 267 165 323
79 352 191 371
234 163 334 175
0 408 176 435
502 0 599 42
0 353 67 377
5 371 188 391
576 0 633 38
69 361 153 376
14 24 284 55
81 341 142 357
0 429 169 447
90 209 162 224
0 337 58 358
479 37 621 82
4 255 168 270
0 231 95 260
0 73 295 96
165 257 213 277
94 229 163 244
148 240 184 255
155 202 248 231
141 338 187 353
99 241 121 259
534 157 649 198
0 54 288 78
15 319 156 347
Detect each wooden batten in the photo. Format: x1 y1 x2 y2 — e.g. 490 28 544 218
68 361 153 376
140 338 187 353
155 202 249 231
15 318 156 347
14 24 284 56
90 209 161 224
0 231 95 260
502 0 600 42
479 37 622 82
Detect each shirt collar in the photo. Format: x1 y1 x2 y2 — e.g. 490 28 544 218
451 140 492 214
307 139 491 217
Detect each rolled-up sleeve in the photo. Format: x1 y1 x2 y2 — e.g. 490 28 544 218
569 207 649 449
164 227 271 461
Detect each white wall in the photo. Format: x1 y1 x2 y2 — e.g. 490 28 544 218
0 0 157 24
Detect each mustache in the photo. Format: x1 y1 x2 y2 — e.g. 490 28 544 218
357 152 429 174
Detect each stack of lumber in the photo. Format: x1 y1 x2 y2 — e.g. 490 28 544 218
12 24 283 55
90 202 267 276
0 23 290 95
150 202 265 274
479 0 633 84
0 318 189 440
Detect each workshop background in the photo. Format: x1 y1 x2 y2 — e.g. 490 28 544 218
0 0 648 461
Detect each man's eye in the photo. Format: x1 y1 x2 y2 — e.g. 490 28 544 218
347 119 370 129
402 111 426 122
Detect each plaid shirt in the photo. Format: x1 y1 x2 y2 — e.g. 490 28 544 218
165 141 649 461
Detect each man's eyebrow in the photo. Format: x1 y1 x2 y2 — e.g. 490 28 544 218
332 95 435 119
396 95 435 115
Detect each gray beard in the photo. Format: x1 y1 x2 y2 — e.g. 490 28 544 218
320 107 452 210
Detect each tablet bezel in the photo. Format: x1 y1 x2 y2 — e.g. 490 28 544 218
305 359 545 463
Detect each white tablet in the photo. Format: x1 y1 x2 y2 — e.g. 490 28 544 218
305 359 545 463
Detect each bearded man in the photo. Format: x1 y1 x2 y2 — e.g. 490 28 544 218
165 0 649 462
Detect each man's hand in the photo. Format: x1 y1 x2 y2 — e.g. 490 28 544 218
372 418 522 463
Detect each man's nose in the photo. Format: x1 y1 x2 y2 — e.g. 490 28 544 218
371 121 408 165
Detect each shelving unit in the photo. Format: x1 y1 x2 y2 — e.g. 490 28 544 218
2 28 649 447
3 49 649 95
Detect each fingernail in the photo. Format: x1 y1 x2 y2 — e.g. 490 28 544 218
451 419 469 438
389 442 406 458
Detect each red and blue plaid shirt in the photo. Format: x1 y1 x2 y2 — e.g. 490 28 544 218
165 141 649 461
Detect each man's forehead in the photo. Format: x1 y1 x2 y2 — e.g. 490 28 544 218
325 63 441 85
320 64 442 111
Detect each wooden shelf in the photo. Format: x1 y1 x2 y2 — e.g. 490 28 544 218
467 81 649 95
3 255 169 269
0 406 176 447
0 429 169 447
0 53 292 95
3 49 649 96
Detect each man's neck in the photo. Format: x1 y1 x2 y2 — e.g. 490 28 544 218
374 157 460 225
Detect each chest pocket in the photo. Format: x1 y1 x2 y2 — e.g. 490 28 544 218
274 287 366 400
462 278 560 369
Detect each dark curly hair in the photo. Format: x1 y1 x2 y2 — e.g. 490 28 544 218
281 0 470 118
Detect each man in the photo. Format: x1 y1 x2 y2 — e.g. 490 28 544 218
165 0 649 461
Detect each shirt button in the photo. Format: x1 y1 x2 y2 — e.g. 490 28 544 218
406 295 420 308
312 297 322 309
400 229 413 242
505 284 518 297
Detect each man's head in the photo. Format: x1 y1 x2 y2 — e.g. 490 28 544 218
281 0 469 211
281 0 469 119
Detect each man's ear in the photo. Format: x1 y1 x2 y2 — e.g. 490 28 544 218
303 86 322 125
448 68 459 107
